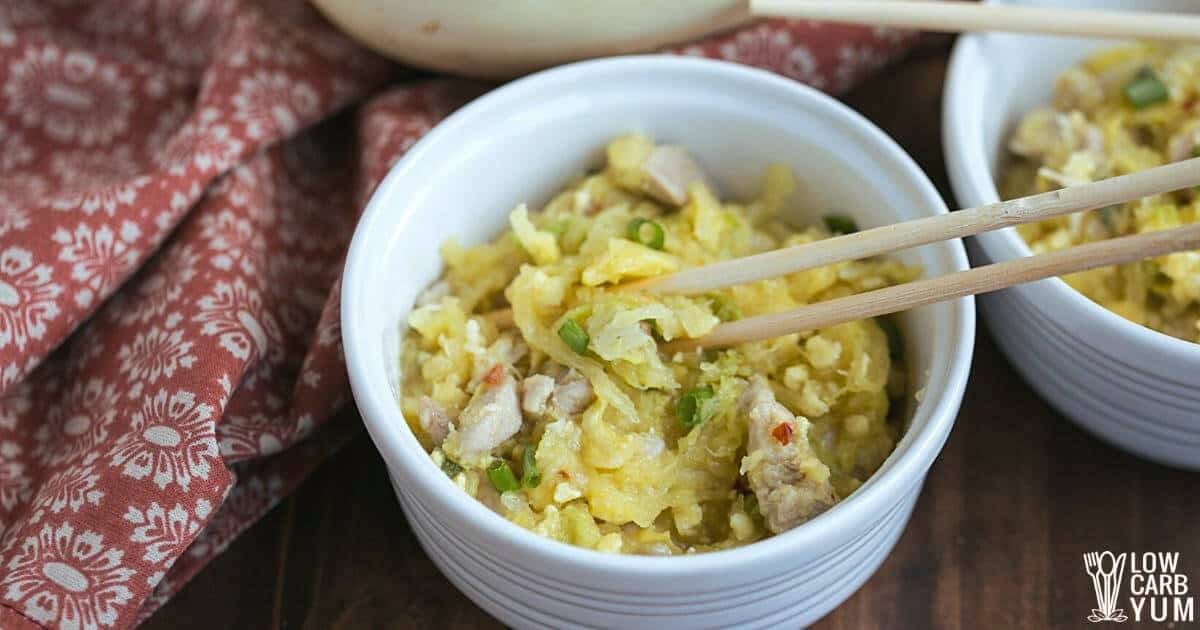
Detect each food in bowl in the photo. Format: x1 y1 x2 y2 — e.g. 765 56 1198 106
399 134 919 554
1002 43 1200 342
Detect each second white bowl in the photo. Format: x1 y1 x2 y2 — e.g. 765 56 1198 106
944 0 1200 469
343 55 975 628
309 0 748 78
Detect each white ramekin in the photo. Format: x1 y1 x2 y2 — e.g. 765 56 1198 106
343 55 975 629
944 0 1200 470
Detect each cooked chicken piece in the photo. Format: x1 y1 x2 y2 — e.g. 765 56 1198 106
520 367 596 420
418 396 451 445
552 369 595 416
521 374 555 418
739 376 835 534
455 367 523 458
642 146 709 206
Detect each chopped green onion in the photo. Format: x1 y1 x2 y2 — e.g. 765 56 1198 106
487 459 520 493
706 293 741 322
626 218 665 250
557 318 589 354
823 214 859 234
877 317 904 360
441 459 463 478
677 385 716 430
522 447 541 488
1124 68 1169 109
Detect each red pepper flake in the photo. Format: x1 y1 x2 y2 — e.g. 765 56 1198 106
483 364 504 387
771 422 793 446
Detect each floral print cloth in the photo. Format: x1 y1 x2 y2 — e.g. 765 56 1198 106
0 2 916 628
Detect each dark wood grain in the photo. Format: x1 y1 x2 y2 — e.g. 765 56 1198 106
146 39 1200 630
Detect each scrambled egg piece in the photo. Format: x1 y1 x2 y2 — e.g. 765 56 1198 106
1003 43 1200 342
400 134 918 554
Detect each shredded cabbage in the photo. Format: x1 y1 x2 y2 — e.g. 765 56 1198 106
399 134 915 554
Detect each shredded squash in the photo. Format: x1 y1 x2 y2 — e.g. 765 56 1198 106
1004 43 1200 342
400 134 918 554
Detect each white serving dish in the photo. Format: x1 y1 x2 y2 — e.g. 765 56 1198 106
944 0 1200 469
309 0 748 79
343 55 975 628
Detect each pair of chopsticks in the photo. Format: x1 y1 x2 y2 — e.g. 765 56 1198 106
483 160 1200 351
748 0 1200 41
649 158 1200 352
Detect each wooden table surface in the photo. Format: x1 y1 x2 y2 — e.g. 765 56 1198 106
146 38 1200 630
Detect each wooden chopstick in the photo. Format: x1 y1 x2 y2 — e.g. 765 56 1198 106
627 157 1200 296
749 0 1200 41
662 222 1200 353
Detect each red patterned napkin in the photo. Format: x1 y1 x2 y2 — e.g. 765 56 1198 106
0 3 916 628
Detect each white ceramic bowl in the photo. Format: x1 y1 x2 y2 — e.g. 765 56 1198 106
309 0 747 79
343 56 975 629
944 0 1200 469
